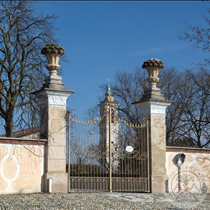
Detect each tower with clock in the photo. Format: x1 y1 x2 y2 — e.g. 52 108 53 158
98 81 119 172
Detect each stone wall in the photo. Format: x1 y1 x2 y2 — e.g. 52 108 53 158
0 138 46 194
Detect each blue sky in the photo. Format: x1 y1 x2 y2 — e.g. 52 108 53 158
34 1 208 120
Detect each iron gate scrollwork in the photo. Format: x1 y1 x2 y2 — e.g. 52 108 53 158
67 108 150 192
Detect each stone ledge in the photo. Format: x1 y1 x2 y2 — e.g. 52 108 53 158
0 137 47 145
166 146 210 154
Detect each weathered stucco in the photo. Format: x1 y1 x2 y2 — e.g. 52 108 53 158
0 143 44 194
166 149 210 194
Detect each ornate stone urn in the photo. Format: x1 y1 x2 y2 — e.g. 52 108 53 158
139 58 165 101
41 43 65 77
142 58 164 90
41 44 66 90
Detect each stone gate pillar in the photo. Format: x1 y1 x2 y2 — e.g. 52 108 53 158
33 44 74 193
133 59 173 193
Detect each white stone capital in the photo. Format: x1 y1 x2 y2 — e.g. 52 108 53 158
35 89 74 107
134 100 172 116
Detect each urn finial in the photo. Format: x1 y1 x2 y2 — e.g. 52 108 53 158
41 43 65 77
142 58 164 89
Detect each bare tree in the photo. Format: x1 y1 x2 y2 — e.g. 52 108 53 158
178 2 210 147
87 66 210 148
152 68 210 147
158 68 184 145
179 2 210 64
179 69 210 147
0 0 58 136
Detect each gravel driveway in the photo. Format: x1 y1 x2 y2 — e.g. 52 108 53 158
0 192 209 210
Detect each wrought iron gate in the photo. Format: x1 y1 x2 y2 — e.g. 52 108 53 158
67 108 150 192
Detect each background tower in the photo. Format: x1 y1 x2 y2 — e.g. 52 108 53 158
98 81 119 172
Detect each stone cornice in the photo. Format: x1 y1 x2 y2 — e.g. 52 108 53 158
0 137 47 145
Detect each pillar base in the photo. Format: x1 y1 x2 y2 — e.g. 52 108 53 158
45 172 68 193
151 175 168 194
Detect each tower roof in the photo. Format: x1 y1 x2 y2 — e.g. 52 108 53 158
106 79 112 95
99 80 118 104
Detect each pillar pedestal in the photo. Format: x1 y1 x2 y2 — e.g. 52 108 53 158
134 100 172 193
33 44 75 193
133 58 173 193
34 89 74 193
